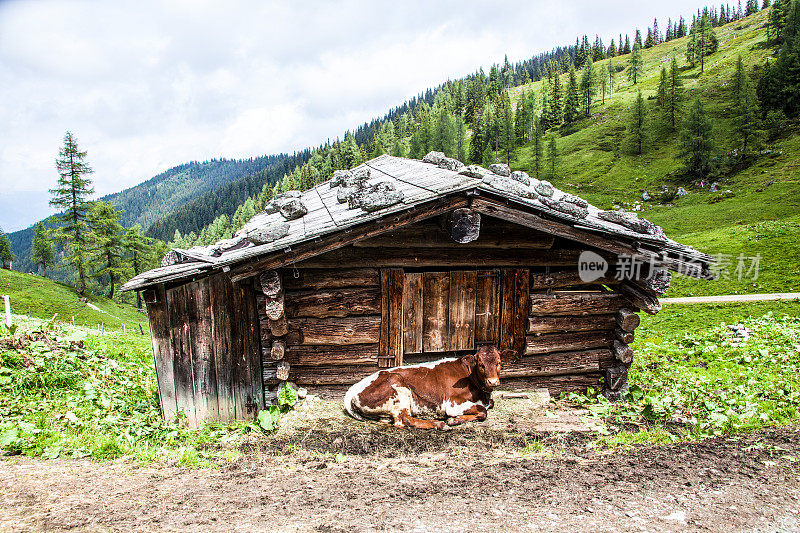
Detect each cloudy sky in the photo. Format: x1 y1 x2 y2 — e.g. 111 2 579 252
0 0 704 232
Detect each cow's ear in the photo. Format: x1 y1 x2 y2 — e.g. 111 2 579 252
500 349 518 363
461 353 477 369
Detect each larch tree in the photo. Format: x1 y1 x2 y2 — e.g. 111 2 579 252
599 63 609 104
87 201 126 299
679 98 716 180
628 90 648 155
547 133 558 180
628 41 643 84
31 222 55 277
124 224 154 308
497 91 516 165
532 116 543 179
49 131 95 295
732 54 763 161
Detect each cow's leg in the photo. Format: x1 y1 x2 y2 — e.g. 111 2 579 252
446 404 488 426
396 408 447 430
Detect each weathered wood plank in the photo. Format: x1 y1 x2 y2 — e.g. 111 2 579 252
189 278 218 423
500 374 603 395
282 268 380 291
209 274 235 422
353 220 555 249
402 273 424 354
530 291 627 316
244 281 265 414
167 284 196 426
379 270 390 360
284 287 381 318
531 270 618 290
512 269 530 355
283 344 379 366
448 271 477 351
499 269 517 354
612 340 634 364
146 284 177 421
527 314 616 335
285 364 378 386
423 272 450 352
286 316 381 345
619 281 662 315
614 327 635 344
501 348 615 377
295 246 586 268
525 330 613 356
475 269 501 346
386 269 404 366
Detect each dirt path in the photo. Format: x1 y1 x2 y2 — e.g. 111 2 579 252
661 293 800 304
2 425 800 532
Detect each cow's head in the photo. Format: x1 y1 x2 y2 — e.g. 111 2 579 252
463 345 510 391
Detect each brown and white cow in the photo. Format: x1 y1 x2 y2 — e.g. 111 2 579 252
344 345 511 429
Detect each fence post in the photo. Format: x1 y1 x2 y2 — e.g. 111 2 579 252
3 295 10 328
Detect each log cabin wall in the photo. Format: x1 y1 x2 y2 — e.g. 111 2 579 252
143 272 264 427
253 216 641 399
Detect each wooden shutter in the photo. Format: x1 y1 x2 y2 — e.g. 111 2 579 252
422 272 450 352
402 273 424 354
448 271 477 351
379 269 404 367
499 268 530 356
475 269 501 346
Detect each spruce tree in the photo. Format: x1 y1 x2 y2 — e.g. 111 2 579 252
49 131 94 294
580 57 596 117
550 70 563 125
87 201 126 299
0 228 12 269
628 90 648 155
532 116 543 179
666 56 685 131
628 42 643 84
563 64 581 124
679 98 715 180
497 91 516 165
547 133 558 179
657 67 669 111
31 222 55 277
733 55 763 160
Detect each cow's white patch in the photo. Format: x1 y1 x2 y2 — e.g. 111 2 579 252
440 399 488 417
344 370 384 420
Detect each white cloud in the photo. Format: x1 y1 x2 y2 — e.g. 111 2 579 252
0 0 706 231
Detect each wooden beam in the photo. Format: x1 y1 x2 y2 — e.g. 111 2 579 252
353 220 555 249
282 268 379 291
501 348 614 377
619 281 662 315
530 291 627 316
527 314 616 335
525 331 613 356
282 344 379 366
230 196 469 282
295 246 587 269
284 287 381 318
531 270 618 290
616 308 640 331
286 316 381 346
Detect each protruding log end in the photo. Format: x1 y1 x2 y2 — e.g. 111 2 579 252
448 208 481 244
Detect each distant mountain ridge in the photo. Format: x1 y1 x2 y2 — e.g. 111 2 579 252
9 154 286 274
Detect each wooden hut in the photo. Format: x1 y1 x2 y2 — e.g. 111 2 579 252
122 153 713 426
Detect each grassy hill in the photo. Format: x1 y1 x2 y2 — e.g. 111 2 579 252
509 9 800 297
0 269 148 332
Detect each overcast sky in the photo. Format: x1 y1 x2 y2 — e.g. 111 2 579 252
0 0 705 232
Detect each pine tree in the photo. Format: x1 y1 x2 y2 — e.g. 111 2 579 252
550 70 563 125
49 131 95 294
546 133 558 179
532 116 543 179
624 35 631 54
653 18 661 44
580 57 596 117
608 39 617 57
87 201 126 299
645 28 655 48
628 90 648 155
733 54 763 160
31 222 55 277
124 225 154 308
679 98 715 180
628 41 643 84
0 228 12 269
666 56 685 131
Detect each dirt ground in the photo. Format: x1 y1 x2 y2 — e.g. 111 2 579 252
2 394 800 532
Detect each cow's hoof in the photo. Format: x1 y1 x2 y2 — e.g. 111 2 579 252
434 420 449 430
445 417 462 427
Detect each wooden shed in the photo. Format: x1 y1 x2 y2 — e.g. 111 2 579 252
122 153 713 426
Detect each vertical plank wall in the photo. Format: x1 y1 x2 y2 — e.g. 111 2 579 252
146 273 263 427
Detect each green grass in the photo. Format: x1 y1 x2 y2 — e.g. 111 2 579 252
0 268 148 332
510 8 800 297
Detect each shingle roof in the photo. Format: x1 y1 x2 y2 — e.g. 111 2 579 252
122 154 713 292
